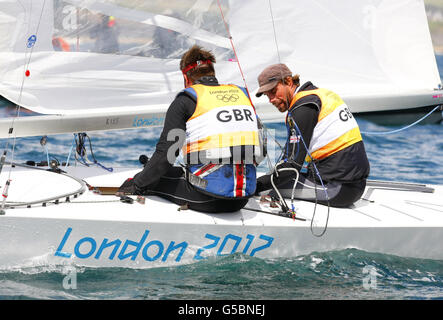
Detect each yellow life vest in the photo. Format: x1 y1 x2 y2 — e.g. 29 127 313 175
183 84 260 159
288 88 363 162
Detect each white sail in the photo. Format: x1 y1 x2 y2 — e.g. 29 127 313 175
0 0 233 115
0 0 442 138
230 0 443 112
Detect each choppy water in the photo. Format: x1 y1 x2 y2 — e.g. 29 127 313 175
1 250 443 301
0 55 442 302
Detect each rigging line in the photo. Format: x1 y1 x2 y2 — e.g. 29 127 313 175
267 0 282 64
360 105 442 135
6 0 47 167
1 0 33 212
217 1 326 235
24 0 47 80
254 34 286 170
267 0 331 231
65 134 77 169
217 0 288 173
216 0 275 174
84 133 113 172
216 0 251 101
285 115 331 237
309 164 330 237
10 0 46 126
267 0 293 152
1 0 29 153
2 0 48 212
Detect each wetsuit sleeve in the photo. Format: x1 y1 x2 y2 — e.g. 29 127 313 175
256 104 319 193
132 93 196 189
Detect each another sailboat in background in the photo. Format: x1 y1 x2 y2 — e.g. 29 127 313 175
0 0 443 269
0 0 442 137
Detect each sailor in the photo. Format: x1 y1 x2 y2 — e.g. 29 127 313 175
255 64 370 207
89 14 119 54
118 45 263 213
52 37 70 52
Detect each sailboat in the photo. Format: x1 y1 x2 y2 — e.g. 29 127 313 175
0 0 442 269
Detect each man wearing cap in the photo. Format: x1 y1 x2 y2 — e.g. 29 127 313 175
117 45 263 212
255 64 370 207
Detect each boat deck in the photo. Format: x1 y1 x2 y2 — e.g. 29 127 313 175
1 164 443 268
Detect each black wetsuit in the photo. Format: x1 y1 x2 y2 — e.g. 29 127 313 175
119 76 249 213
256 82 370 208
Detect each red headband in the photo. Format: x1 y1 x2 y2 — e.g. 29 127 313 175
181 59 212 74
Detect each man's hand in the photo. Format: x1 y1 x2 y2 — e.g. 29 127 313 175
116 178 142 196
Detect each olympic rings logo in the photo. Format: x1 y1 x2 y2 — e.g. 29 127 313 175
216 94 239 102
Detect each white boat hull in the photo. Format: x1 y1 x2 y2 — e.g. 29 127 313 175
1 165 443 269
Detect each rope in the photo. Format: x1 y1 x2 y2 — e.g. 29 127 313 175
2 162 88 209
217 0 276 174
8 0 47 156
268 0 282 64
264 0 330 236
360 105 442 136
64 134 77 169
74 133 113 172
216 0 252 101
1 0 47 211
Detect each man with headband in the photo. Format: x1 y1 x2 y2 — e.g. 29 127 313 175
118 45 263 213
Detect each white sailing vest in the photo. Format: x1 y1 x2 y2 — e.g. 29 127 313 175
288 88 363 161
183 84 260 160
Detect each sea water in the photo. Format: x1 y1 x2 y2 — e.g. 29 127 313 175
0 56 442 301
